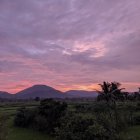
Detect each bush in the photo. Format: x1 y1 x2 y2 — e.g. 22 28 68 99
134 115 140 125
14 107 36 127
14 99 67 134
56 112 120 140
56 114 95 140
34 99 67 133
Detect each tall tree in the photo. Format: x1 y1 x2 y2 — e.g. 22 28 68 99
97 81 124 103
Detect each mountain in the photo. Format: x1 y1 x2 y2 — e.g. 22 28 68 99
15 85 64 99
0 85 98 99
0 91 13 99
65 90 98 98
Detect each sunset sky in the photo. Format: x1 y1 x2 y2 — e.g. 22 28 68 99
0 0 140 93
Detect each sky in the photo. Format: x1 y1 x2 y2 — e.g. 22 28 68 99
0 0 140 93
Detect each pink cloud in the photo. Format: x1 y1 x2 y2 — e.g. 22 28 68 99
0 0 140 93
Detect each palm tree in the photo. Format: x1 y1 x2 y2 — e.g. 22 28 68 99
97 81 111 103
97 81 125 130
97 81 125 103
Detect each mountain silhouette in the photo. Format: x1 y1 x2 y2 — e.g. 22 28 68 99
15 85 64 99
0 85 98 99
0 91 13 98
65 90 97 98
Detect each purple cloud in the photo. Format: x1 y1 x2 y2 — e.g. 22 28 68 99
0 0 140 93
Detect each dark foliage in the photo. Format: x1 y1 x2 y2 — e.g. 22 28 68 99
34 97 40 102
14 99 67 134
97 81 125 103
34 99 67 133
56 112 120 140
14 107 36 127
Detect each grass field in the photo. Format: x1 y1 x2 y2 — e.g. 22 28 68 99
0 101 140 140
0 102 55 140
8 126 54 140
120 126 140 140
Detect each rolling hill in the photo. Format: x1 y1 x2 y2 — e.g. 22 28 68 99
65 90 98 98
0 91 13 99
0 85 98 99
15 85 64 99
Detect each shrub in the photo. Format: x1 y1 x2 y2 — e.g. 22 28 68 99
34 99 67 133
56 114 95 140
14 107 36 127
14 99 67 134
134 115 140 125
56 112 120 140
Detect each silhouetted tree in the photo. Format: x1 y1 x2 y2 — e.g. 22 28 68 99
34 99 67 133
97 82 125 130
97 81 124 103
14 99 67 134
14 107 36 127
34 97 40 102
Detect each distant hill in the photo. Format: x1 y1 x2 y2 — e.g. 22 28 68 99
15 85 64 99
0 85 98 99
0 91 13 99
65 90 98 98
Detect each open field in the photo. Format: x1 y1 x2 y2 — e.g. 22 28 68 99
8 119 54 140
0 101 140 140
120 126 140 140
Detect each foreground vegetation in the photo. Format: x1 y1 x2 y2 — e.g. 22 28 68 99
0 102 54 140
0 82 140 140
